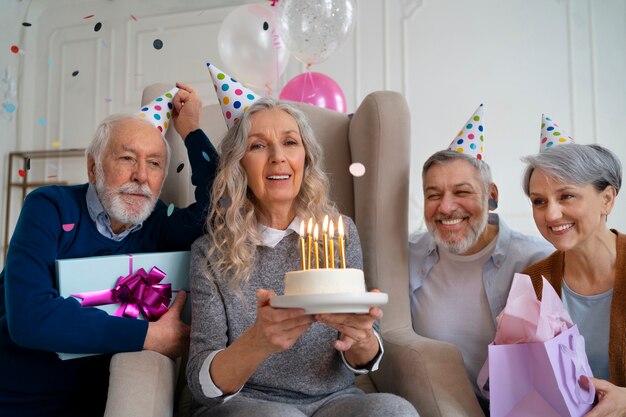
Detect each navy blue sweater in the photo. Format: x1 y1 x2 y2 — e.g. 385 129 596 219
0 129 218 416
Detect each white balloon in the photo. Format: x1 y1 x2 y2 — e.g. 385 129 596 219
218 3 290 88
277 0 356 65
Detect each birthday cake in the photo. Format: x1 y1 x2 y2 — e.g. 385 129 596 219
284 268 366 296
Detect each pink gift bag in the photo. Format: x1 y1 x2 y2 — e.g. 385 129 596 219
478 274 595 417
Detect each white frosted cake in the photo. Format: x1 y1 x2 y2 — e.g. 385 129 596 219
284 268 366 296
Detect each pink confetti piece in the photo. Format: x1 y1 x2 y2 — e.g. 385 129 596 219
349 163 366 177
130 14 138 21
62 224 75 232
83 14 95 19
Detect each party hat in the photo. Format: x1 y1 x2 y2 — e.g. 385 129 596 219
540 114 575 152
137 86 179 136
447 104 485 160
207 62 260 129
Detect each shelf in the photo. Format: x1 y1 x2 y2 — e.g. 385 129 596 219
3 148 86 260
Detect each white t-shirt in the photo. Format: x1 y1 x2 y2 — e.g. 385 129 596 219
411 237 497 397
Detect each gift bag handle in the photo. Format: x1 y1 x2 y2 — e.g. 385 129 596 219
559 335 595 404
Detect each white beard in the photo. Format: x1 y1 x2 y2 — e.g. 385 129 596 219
427 206 489 255
95 164 158 227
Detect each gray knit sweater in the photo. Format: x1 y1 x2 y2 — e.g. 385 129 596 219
186 216 364 409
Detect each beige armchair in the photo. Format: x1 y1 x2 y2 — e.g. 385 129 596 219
105 84 484 417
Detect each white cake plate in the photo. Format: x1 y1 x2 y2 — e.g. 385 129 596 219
269 292 388 314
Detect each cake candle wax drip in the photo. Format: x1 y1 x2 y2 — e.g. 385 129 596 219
313 223 320 269
338 216 346 269
299 220 307 270
322 215 330 268
329 220 335 269
307 218 313 270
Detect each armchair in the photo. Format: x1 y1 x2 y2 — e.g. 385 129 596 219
105 84 484 417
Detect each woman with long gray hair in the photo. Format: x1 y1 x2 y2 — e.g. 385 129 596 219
186 96 418 417
521 143 626 416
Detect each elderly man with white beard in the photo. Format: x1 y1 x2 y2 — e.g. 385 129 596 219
0 83 219 417
408 106 553 415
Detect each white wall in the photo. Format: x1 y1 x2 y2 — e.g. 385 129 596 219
1 0 625 268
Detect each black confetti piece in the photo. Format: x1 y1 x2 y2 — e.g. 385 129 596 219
153 39 163 50
176 163 185 173
26 158 31 170
22 22 32 27
72 70 79 77
94 22 102 32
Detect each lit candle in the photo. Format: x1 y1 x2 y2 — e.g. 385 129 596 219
299 220 306 270
329 220 335 269
307 218 313 270
322 215 329 269
313 223 320 269
338 216 346 269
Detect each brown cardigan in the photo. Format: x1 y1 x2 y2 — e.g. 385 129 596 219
522 230 626 387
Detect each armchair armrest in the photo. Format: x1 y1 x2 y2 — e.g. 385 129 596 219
372 326 484 417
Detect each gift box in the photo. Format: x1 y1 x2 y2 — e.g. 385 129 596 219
55 251 191 360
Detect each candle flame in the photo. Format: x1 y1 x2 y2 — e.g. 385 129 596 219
338 216 344 237
329 220 334 238
307 217 313 235
300 219 305 236
314 223 319 240
322 214 329 233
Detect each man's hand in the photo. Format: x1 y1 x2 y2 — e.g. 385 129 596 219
143 291 190 358
172 82 202 140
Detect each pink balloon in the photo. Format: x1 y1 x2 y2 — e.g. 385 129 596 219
279 72 346 113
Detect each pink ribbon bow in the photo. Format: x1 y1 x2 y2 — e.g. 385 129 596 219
72 255 172 321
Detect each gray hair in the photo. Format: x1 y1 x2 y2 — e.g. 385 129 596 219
86 114 171 176
522 144 622 196
422 150 494 194
208 96 337 291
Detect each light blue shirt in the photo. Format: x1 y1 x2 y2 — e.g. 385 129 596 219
562 280 612 380
409 214 554 327
86 183 142 241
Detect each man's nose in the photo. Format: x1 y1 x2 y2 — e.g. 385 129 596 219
438 193 457 213
131 160 148 183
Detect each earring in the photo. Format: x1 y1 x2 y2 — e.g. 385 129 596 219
488 198 498 210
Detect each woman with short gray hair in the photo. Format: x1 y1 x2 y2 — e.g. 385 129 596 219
521 143 626 416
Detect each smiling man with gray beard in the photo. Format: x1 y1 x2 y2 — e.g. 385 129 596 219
408 106 553 415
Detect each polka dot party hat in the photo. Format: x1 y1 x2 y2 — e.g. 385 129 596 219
447 104 486 160
137 86 179 137
540 114 575 152
207 62 259 129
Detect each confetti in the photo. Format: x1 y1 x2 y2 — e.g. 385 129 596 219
26 158 31 170
51 141 61 147
153 39 163 50
202 151 210 162
4 102 16 113
37 118 47 125
62 224 75 232
349 163 366 177
71 70 79 77
104 98 112 103
167 203 175 217
101 39 109 48
94 22 102 32
47 175 58 179
22 22 32 27
18 169 26 177
130 14 138 21
48 57 52 68
83 14 95 19
176 163 184 173
48 162 58 169
10 45 19 54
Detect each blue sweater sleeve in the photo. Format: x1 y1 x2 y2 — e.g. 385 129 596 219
4 188 147 354
148 129 219 252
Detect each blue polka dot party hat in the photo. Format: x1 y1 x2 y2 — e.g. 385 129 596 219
540 114 575 152
207 62 260 129
136 86 179 136
447 104 485 160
